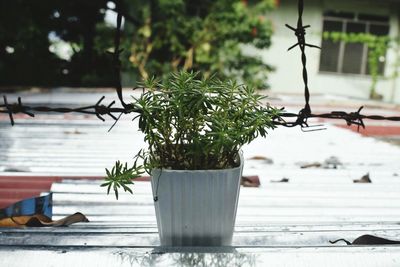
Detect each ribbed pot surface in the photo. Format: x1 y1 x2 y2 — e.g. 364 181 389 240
151 155 243 246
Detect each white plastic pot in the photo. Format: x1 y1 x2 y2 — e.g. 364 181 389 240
151 152 244 246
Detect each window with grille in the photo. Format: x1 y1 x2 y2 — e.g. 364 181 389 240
319 11 389 75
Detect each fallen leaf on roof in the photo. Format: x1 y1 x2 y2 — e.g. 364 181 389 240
3 166 31 172
330 234 400 245
353 173 371 183
248 156 273 164
300 162 321 169
271 178 289 183
299 156 343 169
0 212 89 227
241 176 260 187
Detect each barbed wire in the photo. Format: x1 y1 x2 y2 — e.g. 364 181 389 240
273 0 400 132
1 0 400 131
0 95 128 126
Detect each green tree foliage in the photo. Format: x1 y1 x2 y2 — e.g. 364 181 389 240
0 0 62 86
51 0 114 86
123 0 275 89
0 0 113 87
0 0 275 88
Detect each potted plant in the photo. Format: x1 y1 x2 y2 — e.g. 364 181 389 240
102 71 280 246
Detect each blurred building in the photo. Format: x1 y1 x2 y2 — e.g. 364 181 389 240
257 0 400 103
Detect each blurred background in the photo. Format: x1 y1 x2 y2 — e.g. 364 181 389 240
0 0 275 89
1 0 400 104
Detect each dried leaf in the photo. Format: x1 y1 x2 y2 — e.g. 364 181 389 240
330 235 400 245
0 212 89 227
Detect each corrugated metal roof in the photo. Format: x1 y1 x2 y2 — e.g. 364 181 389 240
1 91 400 266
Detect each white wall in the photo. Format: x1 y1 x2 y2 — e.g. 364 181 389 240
253 0 400 103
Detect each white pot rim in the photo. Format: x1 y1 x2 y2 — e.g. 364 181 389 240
151 150 244 174
152 165 241 174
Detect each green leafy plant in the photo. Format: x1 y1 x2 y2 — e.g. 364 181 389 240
101 160 144 199
104 71 281 198
323 32 390 99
